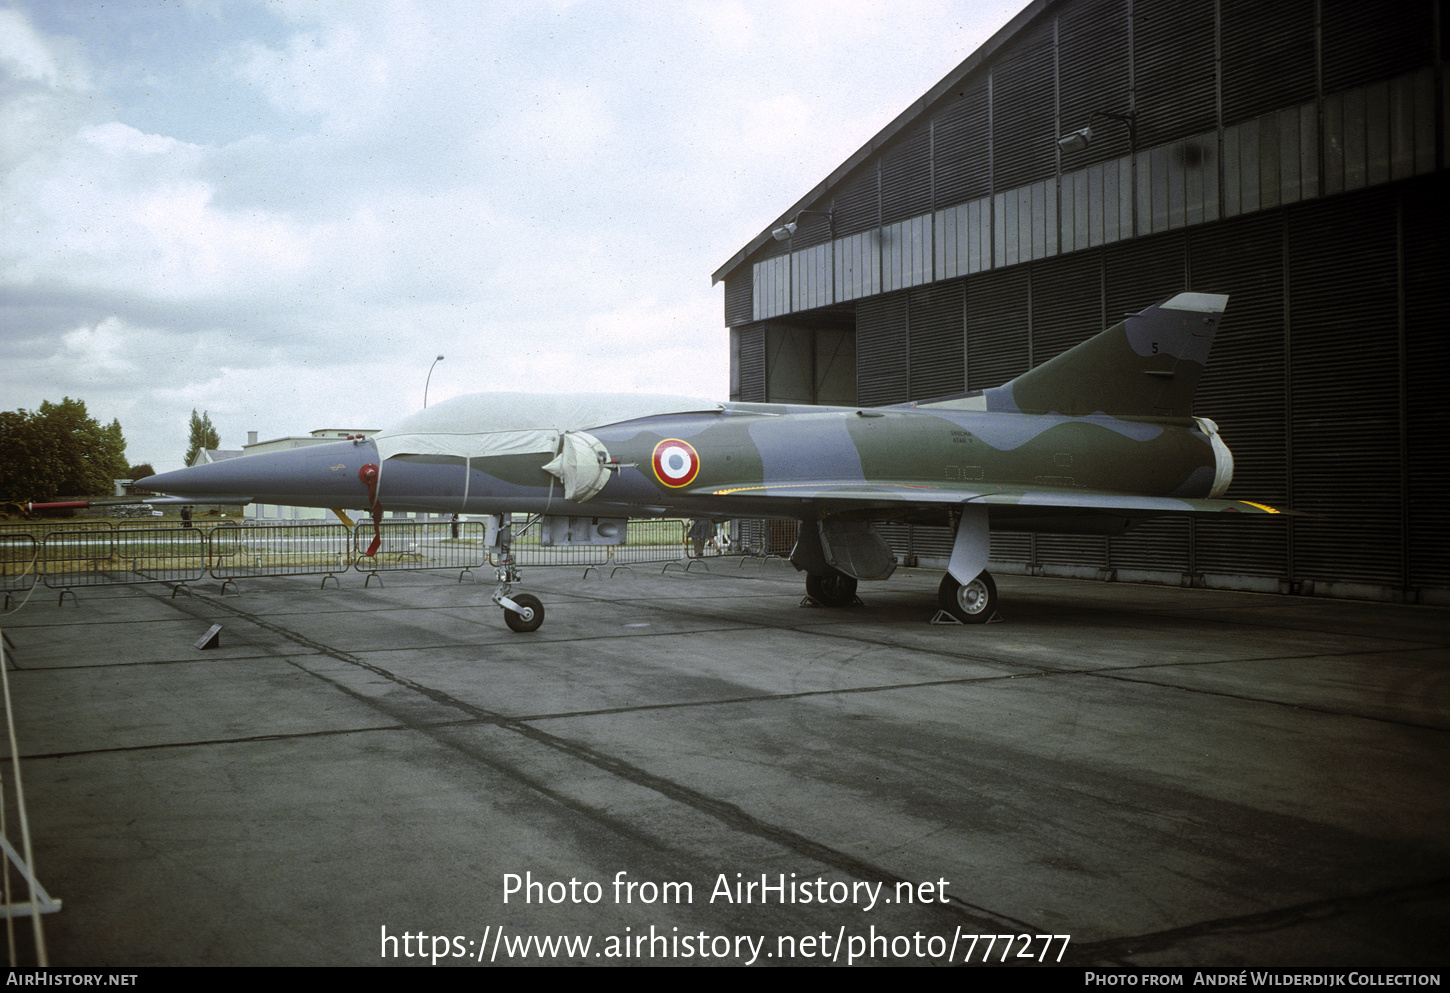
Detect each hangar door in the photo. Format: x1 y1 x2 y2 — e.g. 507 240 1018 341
732 324 856 407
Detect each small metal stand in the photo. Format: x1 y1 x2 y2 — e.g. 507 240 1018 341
194 624 223 650
800 594 865 609
583 564 637 579
929 609 1005 624
0 835 61 919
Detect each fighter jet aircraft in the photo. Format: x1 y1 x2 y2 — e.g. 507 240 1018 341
145 292 1286 631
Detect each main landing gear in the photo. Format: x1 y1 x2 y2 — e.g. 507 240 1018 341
804 567 998 622
805 570 858 607
799 508 1002 623
937 570 997 623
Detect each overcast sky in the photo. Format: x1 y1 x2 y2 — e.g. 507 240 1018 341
2 0 1022 473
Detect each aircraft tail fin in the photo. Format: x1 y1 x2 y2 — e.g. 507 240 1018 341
985 292 1228 419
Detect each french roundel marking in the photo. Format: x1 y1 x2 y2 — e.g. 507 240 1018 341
652 439 700 488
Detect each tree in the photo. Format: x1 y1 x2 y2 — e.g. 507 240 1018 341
185 410 221 467
127 464 156 480
0 398 130 503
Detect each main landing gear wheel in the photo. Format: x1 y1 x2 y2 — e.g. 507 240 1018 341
938 571 997 623
503 593 544 632
806 571 858 607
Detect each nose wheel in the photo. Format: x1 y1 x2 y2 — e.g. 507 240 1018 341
501 592 544 632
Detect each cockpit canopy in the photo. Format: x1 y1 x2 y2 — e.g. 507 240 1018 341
373 392 723 461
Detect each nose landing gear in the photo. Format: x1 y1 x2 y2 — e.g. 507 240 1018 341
489 515 545 632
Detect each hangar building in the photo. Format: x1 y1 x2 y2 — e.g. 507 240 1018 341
713 0 1447 605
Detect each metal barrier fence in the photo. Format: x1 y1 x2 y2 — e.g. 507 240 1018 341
1 518 717 596
1 535 39 603
209 524 356 589
0 518 247 534
505 518 691 568
610 518 693 564
351 521 490 584
41 528 206 594
736 518 799 557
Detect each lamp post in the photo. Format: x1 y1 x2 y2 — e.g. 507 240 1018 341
424 354 445 408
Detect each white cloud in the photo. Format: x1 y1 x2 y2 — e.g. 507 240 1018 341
5 126 317 301
237 20 388 129
58 316 141 380
0 7 66 87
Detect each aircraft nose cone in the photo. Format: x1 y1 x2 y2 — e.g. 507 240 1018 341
146 440 377 508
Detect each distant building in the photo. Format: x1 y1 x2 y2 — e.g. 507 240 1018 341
188 449 244 466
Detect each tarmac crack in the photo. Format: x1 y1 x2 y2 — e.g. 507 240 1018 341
1084 667 1450 733
9 720 482 761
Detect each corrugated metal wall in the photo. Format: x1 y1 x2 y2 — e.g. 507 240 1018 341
1219 0 1316 122
1131 0 1218 147
1285 189 1404 592
855 296 908 406
1189 212 1289 584
1402 174 1450 595
932 78 991 205
990 19 1059 190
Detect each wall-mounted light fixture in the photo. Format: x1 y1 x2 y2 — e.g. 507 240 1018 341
771 209 834 242
1057 109 1137 153
1057 127 1094 153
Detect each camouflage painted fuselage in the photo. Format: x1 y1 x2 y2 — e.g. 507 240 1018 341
366 406 1219 536
145 292 1279 536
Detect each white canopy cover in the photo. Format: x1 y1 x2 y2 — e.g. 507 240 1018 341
373 392 723 462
